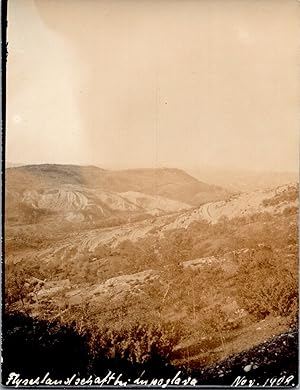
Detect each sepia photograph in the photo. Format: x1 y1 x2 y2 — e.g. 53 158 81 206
2 0 299 387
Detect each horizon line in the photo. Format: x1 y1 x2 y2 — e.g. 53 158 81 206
5 161 299 175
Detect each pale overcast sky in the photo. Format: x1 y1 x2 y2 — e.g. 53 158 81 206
6 0 300 172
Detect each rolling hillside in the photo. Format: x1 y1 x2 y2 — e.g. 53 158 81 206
4 164 298 386
6 164 230 206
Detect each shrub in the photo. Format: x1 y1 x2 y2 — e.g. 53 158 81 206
236 249 298 321
62 298 183 367
91 321 182 365
2 312 90 379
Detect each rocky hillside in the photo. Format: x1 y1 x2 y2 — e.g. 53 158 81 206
6 164 230 206
6 185 192 225
4 166 298 386
5 182 298 265
164 183 298 229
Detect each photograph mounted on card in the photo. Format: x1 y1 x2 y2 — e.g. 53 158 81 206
3 0 299 387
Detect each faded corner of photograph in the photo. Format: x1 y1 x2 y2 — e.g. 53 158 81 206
3 0 300 388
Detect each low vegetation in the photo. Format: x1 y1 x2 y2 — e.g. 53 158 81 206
4 183 298 383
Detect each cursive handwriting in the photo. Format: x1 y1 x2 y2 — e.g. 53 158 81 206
6 370 198 388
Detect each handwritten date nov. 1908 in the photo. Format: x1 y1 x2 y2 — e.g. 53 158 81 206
232 375 295 387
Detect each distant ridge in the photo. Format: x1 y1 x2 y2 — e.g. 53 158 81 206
5 162 26 168
187 167 299 192
6 163 230 206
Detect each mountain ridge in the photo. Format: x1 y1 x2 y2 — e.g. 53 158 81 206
6 164 230 206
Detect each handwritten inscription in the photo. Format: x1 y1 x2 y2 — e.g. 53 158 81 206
6 370 198 388
231 375 295 387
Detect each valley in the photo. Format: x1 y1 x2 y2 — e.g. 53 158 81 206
3 164 299 385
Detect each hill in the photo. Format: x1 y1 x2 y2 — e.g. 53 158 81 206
4 165 298 386
6 164 230 206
